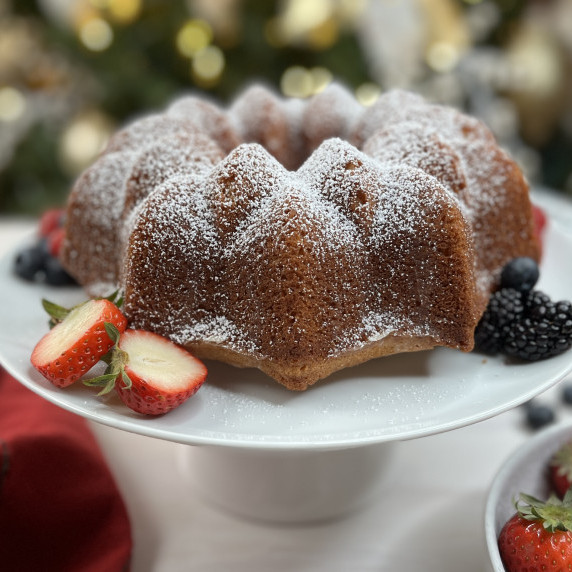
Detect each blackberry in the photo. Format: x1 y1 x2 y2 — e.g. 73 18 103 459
500 257 540 292
474 288 524 354
503 291 572 361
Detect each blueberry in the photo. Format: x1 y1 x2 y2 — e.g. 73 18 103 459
525 401 555 430
44 256 77 286
500 257 540 292
562 384 572 405
13 243 48 281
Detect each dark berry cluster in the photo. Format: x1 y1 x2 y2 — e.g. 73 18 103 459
474 288 525 355
474 257 572 361
503 295 572 361
13 209 77 287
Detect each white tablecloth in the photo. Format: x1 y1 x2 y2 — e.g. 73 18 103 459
1 193 572 571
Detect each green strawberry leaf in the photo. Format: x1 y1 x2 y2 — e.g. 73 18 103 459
42 298 70 326
100 350 113 365
516 492 572 532
104 322 121 345
102 289 124 308
120 370 132 390
83 373 117 386
83 373 118 396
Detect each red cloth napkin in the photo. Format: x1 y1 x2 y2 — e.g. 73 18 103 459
0 367 132 571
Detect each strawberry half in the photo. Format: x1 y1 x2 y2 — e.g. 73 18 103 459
31 298 127 388
87 329 207 415
498 490 572 571
550 440 572 498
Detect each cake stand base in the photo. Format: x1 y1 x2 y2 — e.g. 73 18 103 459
178 443 395 523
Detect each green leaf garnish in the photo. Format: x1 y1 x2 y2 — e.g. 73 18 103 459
42 298 71 327
83 373 118 396
104 322 121 345
120 370 132 390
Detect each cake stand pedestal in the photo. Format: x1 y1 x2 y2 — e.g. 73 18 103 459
179 443 395 523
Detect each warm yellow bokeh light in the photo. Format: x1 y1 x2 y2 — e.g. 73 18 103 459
426 42 460 72
355 82 381 106
281 66 334 98
177 20 213 58
0 87 26 122
280 0 332 39
60 111 113 174
281 66 313 98
79 18 114 51
309 67 333 93
192 45 225 86
307 17 338 50
108 0 141 24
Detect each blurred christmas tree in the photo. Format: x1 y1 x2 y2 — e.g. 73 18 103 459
1 0 571 215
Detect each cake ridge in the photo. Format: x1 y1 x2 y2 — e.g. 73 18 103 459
61 82 540 390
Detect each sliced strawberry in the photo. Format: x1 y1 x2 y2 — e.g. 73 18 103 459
39 208 65 238
109 330 207 415
31 299 127 388
46 227 66 258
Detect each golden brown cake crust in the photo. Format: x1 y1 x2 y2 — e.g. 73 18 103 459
61 83 540 390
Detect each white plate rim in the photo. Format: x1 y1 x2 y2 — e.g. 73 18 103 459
1 221 572 451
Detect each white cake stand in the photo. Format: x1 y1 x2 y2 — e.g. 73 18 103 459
1 221 572 523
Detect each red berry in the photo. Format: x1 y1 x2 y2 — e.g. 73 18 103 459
39 208 65 238
47 227 66 258
498 492 572 572
31 299 127 388
113 330 207 415
550 440 572 497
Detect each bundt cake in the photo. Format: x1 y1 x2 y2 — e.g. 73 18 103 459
61 83 540 391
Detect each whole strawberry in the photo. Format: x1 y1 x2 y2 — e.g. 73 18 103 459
498 491 572 572
551 441 572 498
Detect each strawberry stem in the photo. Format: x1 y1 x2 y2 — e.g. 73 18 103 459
104 322 121 345
83 374 119 395
120 370 132 390
516 491 572 532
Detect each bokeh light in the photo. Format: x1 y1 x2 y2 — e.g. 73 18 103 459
176 19 213 58
426 42 461 72
59 111 113 175
355 82 381 106
108 0 141 25
79 18 113 51
0 87 26 122
280 66 333 97
192 45 225 87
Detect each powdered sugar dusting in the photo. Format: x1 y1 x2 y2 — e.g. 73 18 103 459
61 82 538 387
